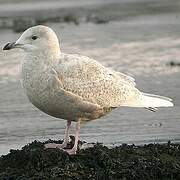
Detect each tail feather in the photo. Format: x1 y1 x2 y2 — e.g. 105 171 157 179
118 92 174 108
143 93 173 102
141 93 174 108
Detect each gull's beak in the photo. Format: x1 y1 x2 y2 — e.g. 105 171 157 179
3 42 22 50
3 42 16 50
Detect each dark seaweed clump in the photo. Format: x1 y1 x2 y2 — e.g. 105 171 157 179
168 61 180 67
0 140 180 180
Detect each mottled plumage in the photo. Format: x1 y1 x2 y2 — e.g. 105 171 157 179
3 25 173 154
55 53 141 109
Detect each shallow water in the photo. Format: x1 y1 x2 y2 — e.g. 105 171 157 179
0 2 180 155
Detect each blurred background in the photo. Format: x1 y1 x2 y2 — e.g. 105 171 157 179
0 0 179 155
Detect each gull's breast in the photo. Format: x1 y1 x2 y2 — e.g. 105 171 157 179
21 67 83 121
22 68 51 109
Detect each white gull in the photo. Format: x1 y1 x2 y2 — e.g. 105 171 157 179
3 25 174 154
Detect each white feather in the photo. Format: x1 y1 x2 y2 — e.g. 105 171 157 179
141 93 174 107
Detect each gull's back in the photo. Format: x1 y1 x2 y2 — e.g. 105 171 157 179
55 53 141 108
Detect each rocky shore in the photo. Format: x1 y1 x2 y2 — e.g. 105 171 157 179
0 140 180 180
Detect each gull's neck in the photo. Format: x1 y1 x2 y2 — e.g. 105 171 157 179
24 49 60 67
21 50 60 84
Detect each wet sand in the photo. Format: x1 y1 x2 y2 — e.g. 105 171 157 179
0 0 180 155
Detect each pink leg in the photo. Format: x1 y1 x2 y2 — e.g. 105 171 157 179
64 119 81 155
45 120 71 149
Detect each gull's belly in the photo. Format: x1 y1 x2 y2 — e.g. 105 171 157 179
22 74 90 121
24 78 108 122
21 64 109 122
24 82 79 121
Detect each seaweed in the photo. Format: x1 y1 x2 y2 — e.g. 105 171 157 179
168 61 180 67
0 140 180 180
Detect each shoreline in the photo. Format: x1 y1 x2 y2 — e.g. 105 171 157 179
0 0 179 32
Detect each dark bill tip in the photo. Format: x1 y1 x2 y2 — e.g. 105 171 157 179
3 42 15 50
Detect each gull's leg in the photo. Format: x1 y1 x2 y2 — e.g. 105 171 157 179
64 119 81 155
45 120 71 149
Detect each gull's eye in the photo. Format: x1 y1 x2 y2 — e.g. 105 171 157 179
31 35 38 40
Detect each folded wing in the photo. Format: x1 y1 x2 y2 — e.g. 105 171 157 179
56 54 141 108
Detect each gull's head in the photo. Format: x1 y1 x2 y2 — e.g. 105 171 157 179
3 25 60 55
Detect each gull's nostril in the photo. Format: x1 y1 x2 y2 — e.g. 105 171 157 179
3 42 15 50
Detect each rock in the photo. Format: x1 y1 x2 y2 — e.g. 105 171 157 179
168 61 180 67
0 140 180 179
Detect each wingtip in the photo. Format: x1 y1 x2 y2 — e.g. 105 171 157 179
169 101 174 107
